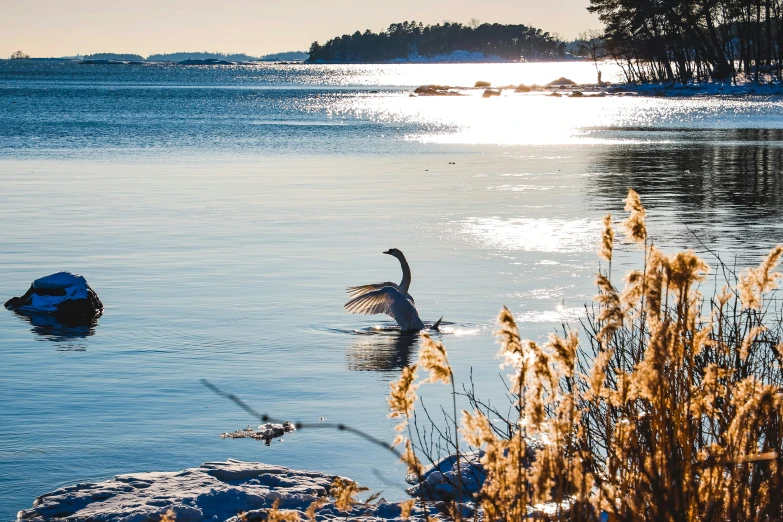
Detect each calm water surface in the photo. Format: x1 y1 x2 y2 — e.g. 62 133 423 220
2 61 783 518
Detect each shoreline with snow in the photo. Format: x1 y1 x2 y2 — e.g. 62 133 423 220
16 459 458 522
410 77 783 98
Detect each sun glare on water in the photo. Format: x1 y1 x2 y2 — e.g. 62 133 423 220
312 62 776 146
462 217 602 253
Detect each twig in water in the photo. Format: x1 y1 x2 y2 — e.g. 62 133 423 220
201 379 401 458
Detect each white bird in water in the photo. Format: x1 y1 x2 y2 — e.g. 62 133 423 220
344 248 442 332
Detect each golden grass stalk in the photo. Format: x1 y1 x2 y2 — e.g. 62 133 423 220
264 499 302 522
419 334 452 384
599 213 614 263
330 477 369 512
399 499 416 520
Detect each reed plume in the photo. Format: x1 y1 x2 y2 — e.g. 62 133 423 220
623 188 647 244
599 213 614 265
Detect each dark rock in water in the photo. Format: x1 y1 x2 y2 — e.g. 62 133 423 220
482 89 501 97
546 77 576 86
5 272 103 324
414 84 451 93
413 85 462 96
570 91 584 97
474 81 491 87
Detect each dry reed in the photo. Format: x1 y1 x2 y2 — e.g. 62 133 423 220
394 189 783 521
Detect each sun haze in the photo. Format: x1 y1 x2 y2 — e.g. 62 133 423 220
1 0 600 58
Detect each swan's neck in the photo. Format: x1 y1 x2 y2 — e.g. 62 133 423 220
397 255 412 295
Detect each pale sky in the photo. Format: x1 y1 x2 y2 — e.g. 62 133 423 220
1 0 600 58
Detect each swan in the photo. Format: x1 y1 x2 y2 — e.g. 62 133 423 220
344 248 441 332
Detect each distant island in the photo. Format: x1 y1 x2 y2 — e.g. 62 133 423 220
84 53 145 62
258 51 310 62
307 21 570 63
69 51 309 63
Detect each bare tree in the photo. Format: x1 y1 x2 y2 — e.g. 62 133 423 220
578 30 605 82
10 50 30 60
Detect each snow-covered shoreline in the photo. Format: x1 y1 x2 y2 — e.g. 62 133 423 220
410 77 783 98
15 455 584 521
16 460 437 522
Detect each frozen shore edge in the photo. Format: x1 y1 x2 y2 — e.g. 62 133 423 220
16 459 433 522
411 79 783 98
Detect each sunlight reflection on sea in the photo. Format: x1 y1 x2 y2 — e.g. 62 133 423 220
2 60 783 518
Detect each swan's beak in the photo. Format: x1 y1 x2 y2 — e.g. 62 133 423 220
383 249 393 255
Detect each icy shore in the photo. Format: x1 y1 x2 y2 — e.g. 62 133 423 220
16 460 436 522
410 77 783 98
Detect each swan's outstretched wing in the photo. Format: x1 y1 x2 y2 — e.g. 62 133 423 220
344 286 411 319
346 282 399 298
347 282 415 304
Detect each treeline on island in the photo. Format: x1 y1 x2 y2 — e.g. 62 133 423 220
590 0 783 82
146 52 263 62
76 51 309 62
85 53 145 62
307 21 566 63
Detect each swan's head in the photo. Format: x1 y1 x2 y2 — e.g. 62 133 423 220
383 248 404 259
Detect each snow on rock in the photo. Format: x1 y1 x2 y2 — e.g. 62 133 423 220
5 272 103 324
406 448 536 503
17 459 437 522
405 452 576 519
406 452 487 502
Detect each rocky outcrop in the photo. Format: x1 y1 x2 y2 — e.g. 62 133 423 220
413 85 462 96
17 460 434 522
546 77 576 86
5 272 103 324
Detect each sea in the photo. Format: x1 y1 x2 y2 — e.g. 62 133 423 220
2 59 783 519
